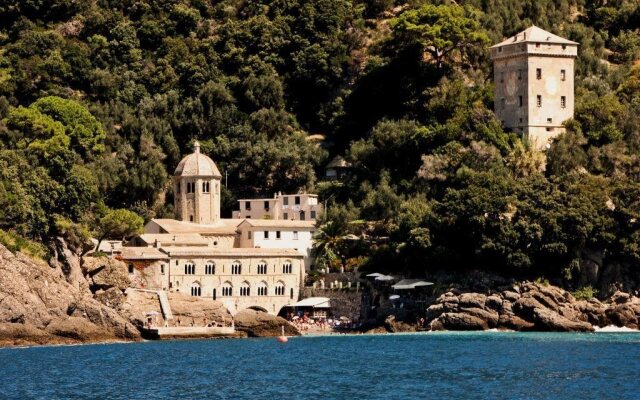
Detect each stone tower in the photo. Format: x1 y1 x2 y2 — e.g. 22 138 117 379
173 141 222 224
490 26 578 149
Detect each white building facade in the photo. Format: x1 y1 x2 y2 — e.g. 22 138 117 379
233 193 323 221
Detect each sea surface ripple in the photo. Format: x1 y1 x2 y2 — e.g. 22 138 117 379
0 332 639 400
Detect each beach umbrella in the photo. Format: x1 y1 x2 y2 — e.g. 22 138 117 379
145 311 161 316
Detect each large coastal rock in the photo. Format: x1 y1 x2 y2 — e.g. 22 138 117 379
425 281 640 332
234 309 300 337
118 289 233 330
384 315 417 333
0 243 140 346
83 256 130 291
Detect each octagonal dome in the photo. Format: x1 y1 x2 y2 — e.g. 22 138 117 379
174 141 222 178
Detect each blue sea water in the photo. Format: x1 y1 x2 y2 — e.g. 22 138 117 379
0 332 639 400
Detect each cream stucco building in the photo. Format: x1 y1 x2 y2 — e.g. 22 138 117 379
120 142 317 316
490 26 578 149
233 193 323 221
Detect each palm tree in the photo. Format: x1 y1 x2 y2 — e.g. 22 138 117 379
312 221 345 272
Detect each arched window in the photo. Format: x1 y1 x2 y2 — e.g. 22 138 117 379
184 261 195 275
257 261 267 275
275 281 285 296
283 261 292 274
205 261 215 275
222 281 233 296
231 261 242 275
257 281 268 296
240 281 250 296
191 282 201 297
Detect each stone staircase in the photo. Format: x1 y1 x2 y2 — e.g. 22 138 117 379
157 290 173 321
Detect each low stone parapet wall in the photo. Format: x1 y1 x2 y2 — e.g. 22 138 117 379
144 326 237 339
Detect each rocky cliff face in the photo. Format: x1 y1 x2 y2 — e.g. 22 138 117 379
425 282 640 332
0 243 140 347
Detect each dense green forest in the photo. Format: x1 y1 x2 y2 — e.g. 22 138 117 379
0 0 639 288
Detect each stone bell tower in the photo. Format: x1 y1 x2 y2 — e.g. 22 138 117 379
490 26 578 149
173 141 222 224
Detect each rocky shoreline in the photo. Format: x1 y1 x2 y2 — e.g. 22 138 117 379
426 282 640 332
1 240 639 348
0 242 299 348
367 282 639 334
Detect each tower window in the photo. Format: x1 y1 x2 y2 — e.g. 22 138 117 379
295 196 300 205
264 231 269 239
161 264 165 275
128 264 134 274
202 182 210 193
561 96 566 108
518 70 522 80
245 201 251 211
536 68 542 80
562 45 566 50
276 231 281 239
561 70 566 81
293 231 298 240
283 213 288 219
264 201 269 210
186 182 195 193
247 230 252 239
537 95 542 107
311 210 316 219
547 118 553 123
536 43 540 48
283 197 288 206
519 96 523 107
189 215 194 222
176 183 181 194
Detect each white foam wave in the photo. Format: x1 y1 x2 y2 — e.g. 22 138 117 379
593 325 640 333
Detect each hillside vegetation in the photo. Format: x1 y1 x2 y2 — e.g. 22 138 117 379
0 0 639 290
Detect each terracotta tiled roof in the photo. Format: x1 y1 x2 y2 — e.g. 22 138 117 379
159 246 303 257
238 219 315 229
491 25 578 48
148 219 241 234
120 247 169 260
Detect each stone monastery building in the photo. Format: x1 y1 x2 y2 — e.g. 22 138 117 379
120 142 315 316
491 26 578 149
